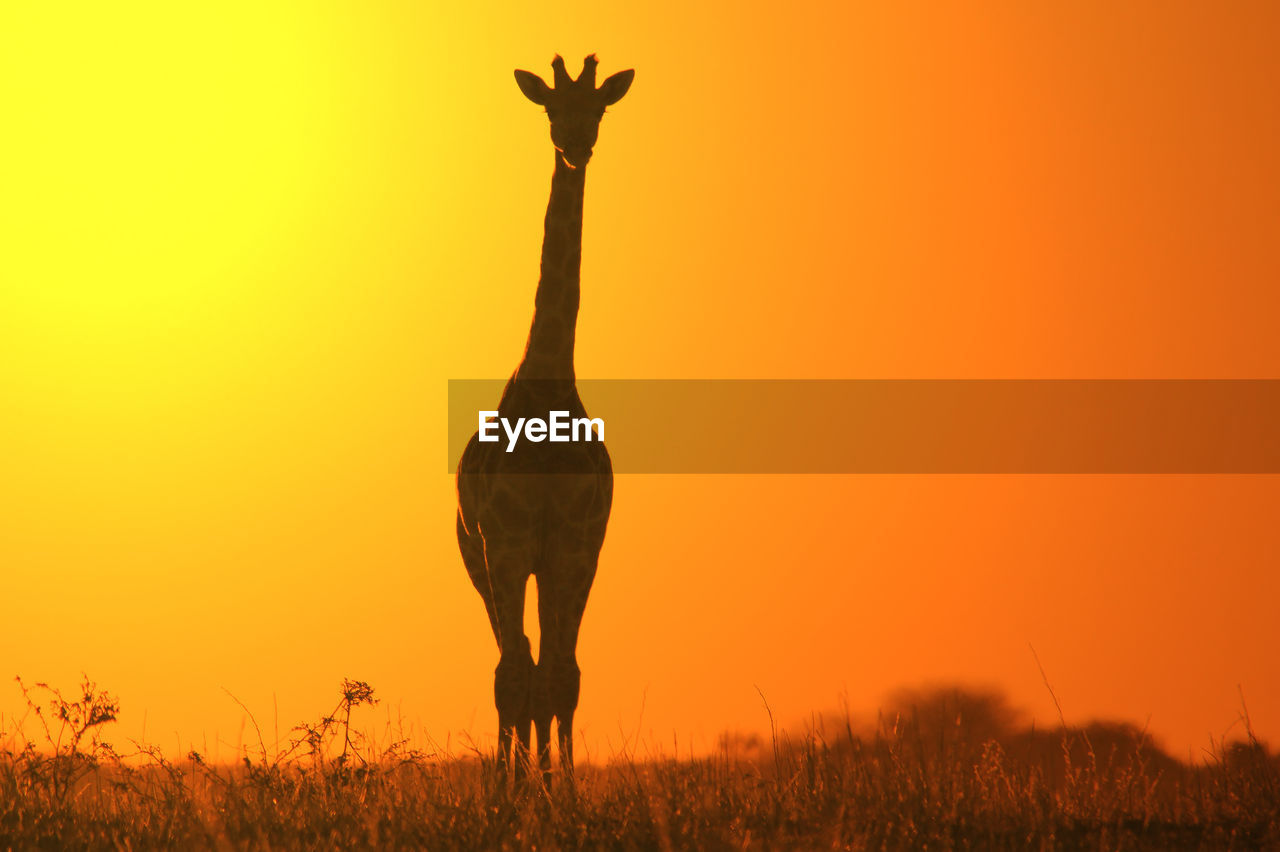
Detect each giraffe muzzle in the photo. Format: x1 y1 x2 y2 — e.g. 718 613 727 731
559 147 593 169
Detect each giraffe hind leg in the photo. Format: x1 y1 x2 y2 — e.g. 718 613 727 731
532 668 552 786
463 525 536 782
457 514 502 639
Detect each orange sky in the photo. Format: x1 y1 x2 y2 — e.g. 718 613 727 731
1 1 1278 761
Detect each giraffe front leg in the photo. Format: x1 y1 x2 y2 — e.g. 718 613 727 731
538 537 598 784
494 634 535 782
547 654 581 778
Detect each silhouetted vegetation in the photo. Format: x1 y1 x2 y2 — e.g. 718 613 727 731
2 677 1277 849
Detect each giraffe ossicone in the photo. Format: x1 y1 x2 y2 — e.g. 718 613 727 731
455 54 632 786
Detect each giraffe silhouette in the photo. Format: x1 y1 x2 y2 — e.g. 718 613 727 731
455 54 632 784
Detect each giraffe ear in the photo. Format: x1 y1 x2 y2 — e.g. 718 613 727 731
514 70 552 105
599 69 634 106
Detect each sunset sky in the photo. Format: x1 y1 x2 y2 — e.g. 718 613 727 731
2 2 1278 761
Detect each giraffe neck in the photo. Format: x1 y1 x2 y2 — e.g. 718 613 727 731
516 151 587 386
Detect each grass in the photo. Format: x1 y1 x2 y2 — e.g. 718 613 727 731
1 678 1277 850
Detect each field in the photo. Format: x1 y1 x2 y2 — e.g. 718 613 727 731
2 678 1277 850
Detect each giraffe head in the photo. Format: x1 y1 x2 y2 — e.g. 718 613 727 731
515 55 634 170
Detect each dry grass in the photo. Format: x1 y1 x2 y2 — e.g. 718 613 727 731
1 678 1277 850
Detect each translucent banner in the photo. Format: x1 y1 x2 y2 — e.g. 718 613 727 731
447 380 1280 473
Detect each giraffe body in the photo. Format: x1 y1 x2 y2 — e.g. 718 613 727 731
455 54 631 784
